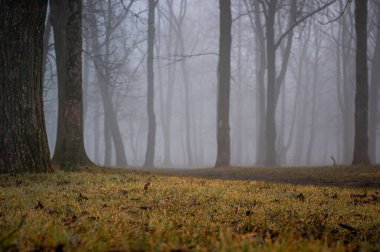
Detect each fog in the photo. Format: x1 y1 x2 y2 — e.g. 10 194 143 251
43 0 380 168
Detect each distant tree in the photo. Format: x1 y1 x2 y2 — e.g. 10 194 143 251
156 0 177 167
215 0 232 167
0 0 52 173
246 0 337 166
369 1 380 163
334 0 355 164
352 0 371 165
86 0 129 167
144 0 157 168
50 0 92 170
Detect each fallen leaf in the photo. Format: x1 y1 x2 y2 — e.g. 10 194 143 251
35 201 44 209
296 193 305 202
144 182 151 191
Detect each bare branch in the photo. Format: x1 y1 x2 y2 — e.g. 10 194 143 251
275 0 338 49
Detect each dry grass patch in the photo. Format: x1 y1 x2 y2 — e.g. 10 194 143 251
0 168 380 251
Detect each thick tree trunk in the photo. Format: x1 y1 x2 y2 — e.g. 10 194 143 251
0 0 52 173
61 0 90 169
144 0 157 168
42 11 52 77
49 0 67 165
50 0 91 170
352 0 371 165
215 0 232 167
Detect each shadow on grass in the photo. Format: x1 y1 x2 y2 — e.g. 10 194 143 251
153 165 380 188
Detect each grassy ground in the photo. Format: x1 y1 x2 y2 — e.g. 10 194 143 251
0 166 380 251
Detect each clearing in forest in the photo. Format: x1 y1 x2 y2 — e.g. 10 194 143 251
0 166 380 251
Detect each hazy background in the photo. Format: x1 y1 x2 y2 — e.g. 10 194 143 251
43 0 380 167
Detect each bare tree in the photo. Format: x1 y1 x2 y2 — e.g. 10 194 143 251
86 0 129 167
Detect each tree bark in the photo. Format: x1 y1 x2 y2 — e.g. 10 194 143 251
352 0 371 165
50 0 92 170
144 0 157 168
0 0 52 173
49 0 67 165
215 0 232 167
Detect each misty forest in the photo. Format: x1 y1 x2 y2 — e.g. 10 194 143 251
1 0 380 251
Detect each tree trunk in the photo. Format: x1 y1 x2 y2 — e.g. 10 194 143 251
104 114 112 166
235 0 244 165
144 0 157 168
86 0 128 167
306 31 321 165
252 0 267 165
215 0 232 167
264 0 277 166
49 0 67 165
178 31 194 167
352 0 371 165
50 0 91 170
0 0 52 173
369 5 380 163
94 101 100 164
42 11 52 77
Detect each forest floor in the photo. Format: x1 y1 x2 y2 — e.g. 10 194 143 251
0 166 380 251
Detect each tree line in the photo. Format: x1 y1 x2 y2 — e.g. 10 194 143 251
0 0 377 173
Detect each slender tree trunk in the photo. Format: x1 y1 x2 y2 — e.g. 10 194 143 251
264 0 277 166
104 114 112 166
144 0 157 168
352 0 371 165
369 6 380 163
0 0 52 173
254 8 267 166
289 36 308 165
155 4 172 166
94 102 100 164
235 0 244 165
306 31 321 165
160 4 177 166
178 32 194 167
215 0 232 167
86 0 128 167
